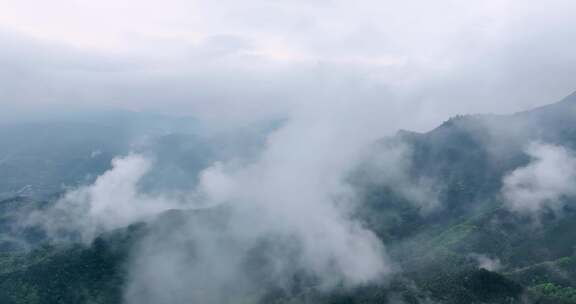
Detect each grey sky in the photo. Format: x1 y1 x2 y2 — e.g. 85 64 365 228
1 0 575 131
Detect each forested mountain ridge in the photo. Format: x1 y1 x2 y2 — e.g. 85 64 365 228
0 93 576 303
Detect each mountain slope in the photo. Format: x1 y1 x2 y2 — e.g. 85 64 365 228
1 93 576 303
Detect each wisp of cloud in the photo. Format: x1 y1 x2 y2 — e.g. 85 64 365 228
502 142 576 214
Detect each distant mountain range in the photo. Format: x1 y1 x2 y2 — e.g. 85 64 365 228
0 111 271 200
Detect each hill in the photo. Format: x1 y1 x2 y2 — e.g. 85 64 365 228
1 92 576 303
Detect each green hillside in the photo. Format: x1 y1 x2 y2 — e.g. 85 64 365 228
0 93 576 303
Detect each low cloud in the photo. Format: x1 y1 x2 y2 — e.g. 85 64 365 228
123 108 395 303
355 141 440 214
502 142 576 214
469 253 502 272
25 154 183 243
24 104 407 303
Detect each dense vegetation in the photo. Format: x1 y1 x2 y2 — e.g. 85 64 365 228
0 93 575 303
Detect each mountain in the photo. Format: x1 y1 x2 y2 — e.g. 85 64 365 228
0 110 271 199
356 91 576 302
0 93 576 303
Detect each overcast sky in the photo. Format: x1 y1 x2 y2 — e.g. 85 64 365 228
1 0 575 131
